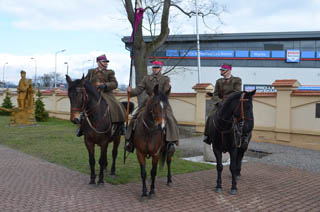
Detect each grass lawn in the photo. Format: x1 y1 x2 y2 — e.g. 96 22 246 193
0 116 213 184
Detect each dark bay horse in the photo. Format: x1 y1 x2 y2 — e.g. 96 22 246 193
209 90 256 194
133 85 172 198
66 75 121 185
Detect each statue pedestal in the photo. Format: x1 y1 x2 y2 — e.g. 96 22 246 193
9 108 36 126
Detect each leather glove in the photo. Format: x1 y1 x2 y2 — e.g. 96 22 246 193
98 84 106 90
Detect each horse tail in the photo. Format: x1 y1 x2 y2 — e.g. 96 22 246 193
160 145 167 170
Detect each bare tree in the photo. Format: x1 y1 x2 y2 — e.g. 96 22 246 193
122 0 225 87
38 72 64 89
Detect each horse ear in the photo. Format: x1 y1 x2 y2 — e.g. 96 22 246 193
250 89 256 96
66 75 72 85
81 74 85 86
154 84 159 95
245 89 256 98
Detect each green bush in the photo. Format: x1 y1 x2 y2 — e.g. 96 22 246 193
0 91 13 115
35 90 49 121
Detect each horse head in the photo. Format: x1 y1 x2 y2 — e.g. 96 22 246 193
145 84 169 130
66 74 87 124
232 90 256 145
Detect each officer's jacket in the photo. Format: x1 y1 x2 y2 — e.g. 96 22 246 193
212 75 242 104
130 73 171 97
85 68 125 123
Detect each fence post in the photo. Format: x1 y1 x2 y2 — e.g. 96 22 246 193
192 83 214 132
272 79 300 142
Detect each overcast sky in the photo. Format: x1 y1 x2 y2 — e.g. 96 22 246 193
0 0 319 86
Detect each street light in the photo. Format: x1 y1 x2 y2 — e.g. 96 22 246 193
30 57 37 88
64 62 69 76
54 49 66 88
195 0 201 83
3 62 8 86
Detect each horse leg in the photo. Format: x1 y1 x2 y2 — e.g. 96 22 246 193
85 142 96 185
149 156 159 198
97 143 107 185
235 148 245 180
229 148 238 195
167 153 172 186
111 135 120 176
137 152 148 198
213 147 223 193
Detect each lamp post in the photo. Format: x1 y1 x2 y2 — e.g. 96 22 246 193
64 62 69 76
54 49 66 88
195 0 201 83
3 62 8 87
30 57 37 88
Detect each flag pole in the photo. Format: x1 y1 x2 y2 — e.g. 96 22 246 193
125 0 139 164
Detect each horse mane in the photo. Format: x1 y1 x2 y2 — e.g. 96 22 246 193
223 91 244 105
84 80 100 99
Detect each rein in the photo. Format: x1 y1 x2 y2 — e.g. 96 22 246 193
72 86 111 134
140 101 165 158
213 92 252 149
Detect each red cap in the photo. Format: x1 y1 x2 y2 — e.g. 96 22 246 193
151 60 163 68
96 54 109 62
220 63 232 71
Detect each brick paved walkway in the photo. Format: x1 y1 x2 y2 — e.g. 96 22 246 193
0 145 319 212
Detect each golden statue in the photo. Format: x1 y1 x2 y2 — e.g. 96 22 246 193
17 70 29 109
0 70 36 126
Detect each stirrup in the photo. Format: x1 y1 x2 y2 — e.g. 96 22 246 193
124 141 134 153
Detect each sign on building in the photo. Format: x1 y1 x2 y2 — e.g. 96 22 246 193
286 49 300 63
243 84 276 93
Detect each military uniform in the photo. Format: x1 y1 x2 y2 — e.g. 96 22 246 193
204 75 242 141
17 70 29 109
125 72 179 143
85 68 126 123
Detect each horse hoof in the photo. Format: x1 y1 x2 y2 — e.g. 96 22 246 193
97 181 104 186
89 180 96 185
110 172 116 176
215 187 222 193
140 195 148 202
149 192 155 199
229 189 237 195
167 182 172 187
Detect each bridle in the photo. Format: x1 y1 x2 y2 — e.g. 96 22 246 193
141 96 166 158
70 85 111 134
213 92 253 148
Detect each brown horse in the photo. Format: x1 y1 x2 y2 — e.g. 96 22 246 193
133 84 172 198
66 75 121 185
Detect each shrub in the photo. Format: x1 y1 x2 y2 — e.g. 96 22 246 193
35 90 49 121
0 91 13 115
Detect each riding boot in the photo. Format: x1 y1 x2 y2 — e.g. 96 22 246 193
203 135 211 145
167 142 176 157
124 133 134 153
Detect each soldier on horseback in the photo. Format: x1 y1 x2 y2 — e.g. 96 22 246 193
76 54 126 137
203 63 242 144
124 60 179 156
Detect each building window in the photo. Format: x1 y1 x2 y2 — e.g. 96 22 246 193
264 44 284 50
316 103 320 118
